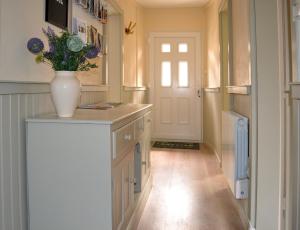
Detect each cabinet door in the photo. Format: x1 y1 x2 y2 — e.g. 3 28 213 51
144 112 152 171
141 112 152 188
122 151 134 221
113 150 135 230
112 164 123 230
140 137 147 189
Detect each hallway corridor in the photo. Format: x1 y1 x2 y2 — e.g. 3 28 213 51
137 147 247 230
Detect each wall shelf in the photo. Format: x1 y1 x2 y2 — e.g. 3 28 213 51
203 87 220 93
227 85 251 95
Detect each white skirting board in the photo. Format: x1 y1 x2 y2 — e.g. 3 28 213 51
249 223 256 230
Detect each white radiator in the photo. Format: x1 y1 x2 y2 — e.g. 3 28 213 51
222 111 249 199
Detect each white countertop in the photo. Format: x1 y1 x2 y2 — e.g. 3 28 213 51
26 104 153 125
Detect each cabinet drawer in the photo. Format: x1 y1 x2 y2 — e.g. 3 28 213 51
134 117 144 140
113 122 134 160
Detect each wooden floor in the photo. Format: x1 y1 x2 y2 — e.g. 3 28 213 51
137 146 247 230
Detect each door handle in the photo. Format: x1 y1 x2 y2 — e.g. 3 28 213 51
197 90 201 98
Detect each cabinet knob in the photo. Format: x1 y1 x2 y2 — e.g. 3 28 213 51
142 161 147 165
124 134 132 141
147 119 152 123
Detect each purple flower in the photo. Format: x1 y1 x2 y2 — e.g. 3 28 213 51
43 52 53 60
42 26 56 39
49 42 55 53
47 27 56 37
27 38 44 54
79 56 86 64
63 51 69 61
85 47 99 59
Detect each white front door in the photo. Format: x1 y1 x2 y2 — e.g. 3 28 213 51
150 34 202 141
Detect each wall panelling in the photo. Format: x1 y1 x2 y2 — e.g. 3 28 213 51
0 83 106 230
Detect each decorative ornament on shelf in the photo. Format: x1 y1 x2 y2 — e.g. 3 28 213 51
125 21 136 35
27 26 100 118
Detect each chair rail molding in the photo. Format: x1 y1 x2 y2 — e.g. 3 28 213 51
0 81 109 95
123 86 148 91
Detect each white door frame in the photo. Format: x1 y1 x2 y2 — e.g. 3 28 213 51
149 32 203 142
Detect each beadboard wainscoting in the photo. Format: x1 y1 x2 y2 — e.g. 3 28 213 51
122 89 148 104
0 83 106 230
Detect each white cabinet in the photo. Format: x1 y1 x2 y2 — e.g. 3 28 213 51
112 149 134 230
26 104 152 230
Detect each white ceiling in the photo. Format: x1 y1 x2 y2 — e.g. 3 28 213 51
136 0 210 8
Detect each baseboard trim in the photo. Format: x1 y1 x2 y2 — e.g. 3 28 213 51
0 81 50 95
126 174 153 230
204 142 222 167
249 222 255 230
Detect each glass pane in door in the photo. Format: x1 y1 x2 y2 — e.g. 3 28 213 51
161 61 171 87
178 61 189 87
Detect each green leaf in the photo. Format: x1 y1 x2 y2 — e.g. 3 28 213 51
35 54 44 63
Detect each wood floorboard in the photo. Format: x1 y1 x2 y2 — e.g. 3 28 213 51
136 146 247 230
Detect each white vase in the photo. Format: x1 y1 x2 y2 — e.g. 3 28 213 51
50 71 80 118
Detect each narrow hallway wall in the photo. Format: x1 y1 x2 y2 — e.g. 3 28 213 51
203 0 222 163
203 0 252 224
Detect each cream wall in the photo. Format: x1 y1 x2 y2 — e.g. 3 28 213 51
143 7 206 32
203 0 222 161
115 0 148 104
116 0 146 88
117 0 137 87
0 0 59 82
203 92 222 159
136 4 146 87
0 0 148 103
254 0 281 228
0 0 109 86
231 0 251 86
205 0 222 88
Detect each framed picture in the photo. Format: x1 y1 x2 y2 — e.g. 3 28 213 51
79 0 88 8
88 25 98 46
72 17 87 43
45 0 69 30
88 0 94 14
94 0 99 18
96 33 102 53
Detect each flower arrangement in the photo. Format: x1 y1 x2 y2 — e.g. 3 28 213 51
27 26 99 71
